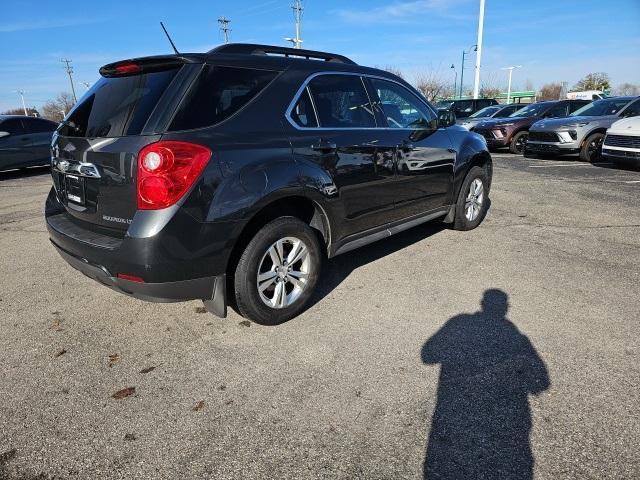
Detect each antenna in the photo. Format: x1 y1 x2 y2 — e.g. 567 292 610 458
160 22 180 55
218 17 231 44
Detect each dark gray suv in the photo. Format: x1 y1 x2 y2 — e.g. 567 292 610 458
0 115 57 171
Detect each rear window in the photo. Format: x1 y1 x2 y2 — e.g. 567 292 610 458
60 69 178 138
169 65 279 131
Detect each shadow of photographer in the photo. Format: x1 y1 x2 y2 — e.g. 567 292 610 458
421 289 550 479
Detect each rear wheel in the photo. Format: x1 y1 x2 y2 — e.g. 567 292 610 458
233 217 322 325
580 133 605 163
509 131 529 154
452 166 490 231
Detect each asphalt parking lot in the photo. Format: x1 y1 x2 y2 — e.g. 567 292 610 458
0 154 639 480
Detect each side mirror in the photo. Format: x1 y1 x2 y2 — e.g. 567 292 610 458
437 110 456 128
0 131 10 139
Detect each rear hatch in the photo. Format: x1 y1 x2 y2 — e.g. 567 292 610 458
51 56 202 232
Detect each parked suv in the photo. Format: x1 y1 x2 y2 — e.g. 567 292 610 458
602 116 640 167
525 96 640 162
456 103 525 130
472 100 590 154
45 44 493 324
435 98 499 119
0 115 58 171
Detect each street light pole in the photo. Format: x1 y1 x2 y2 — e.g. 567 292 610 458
502 66 522 104
16 90 27 115
473 0 486 99
451 65 457 99
459 45 477 99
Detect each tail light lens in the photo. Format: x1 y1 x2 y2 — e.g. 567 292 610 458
137 141 211 210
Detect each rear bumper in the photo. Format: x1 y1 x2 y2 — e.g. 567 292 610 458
45 188 230 316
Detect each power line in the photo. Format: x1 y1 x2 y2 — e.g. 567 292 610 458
61 58 77 104
285 0 303 49
218 17 231 44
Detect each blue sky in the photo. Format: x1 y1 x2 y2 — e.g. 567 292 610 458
1 0 639 111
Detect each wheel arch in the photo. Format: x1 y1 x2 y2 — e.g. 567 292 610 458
580 128 607 148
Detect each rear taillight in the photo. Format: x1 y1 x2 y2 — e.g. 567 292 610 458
137 141 211 210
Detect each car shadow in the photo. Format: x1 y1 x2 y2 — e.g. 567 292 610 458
0 166 50 181
421 289 550 479
308 221 447 309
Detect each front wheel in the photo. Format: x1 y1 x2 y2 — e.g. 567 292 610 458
233 217 322 325
452 166 490 231
580 133 605 163
509 131 529 154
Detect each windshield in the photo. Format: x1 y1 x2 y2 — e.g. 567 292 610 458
470 106 501 118
509 103 549 118
570 98 632 117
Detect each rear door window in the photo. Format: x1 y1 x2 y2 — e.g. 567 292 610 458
546 103 569 118
62 69 180 138
170 66 279 131
307 75 376 128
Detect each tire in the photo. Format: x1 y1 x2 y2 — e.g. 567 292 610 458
233 217 322 325
452 166 490 231
509 131 529 154
580 133 605 163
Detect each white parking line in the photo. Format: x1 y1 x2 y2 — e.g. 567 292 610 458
623 180 640 184
528 164 591 168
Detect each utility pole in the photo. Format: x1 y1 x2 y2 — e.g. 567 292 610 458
502 66 522 104
16 90 27 115
286 0 304 49
61 58 77 103
218 17 231 44
473 0 486 99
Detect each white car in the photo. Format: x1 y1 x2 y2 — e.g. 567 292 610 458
602 117 640 167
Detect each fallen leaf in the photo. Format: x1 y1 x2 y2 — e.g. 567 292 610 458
50 319 64 331
124 433 136 441
239 321 251 327
195 306 207 314
55 349 67 358
112 387 135 400
193 400 205 411
139 366 156 374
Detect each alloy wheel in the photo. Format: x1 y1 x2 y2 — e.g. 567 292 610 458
256 237 311 309
465 178 485 222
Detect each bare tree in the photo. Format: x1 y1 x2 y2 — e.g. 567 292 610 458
414 69 452 102
2 107 39 116
573 72 610 91
614 83 639 96
538 83 563 101
41 93 76 122
479 73 503 99
381 66 404 79
524 79 534 91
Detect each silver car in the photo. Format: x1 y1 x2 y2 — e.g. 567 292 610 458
525 96 640 162
456 103 526 130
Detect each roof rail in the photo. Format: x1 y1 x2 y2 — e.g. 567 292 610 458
208 43 356 65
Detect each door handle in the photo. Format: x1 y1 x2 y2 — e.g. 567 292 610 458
311 141 337 152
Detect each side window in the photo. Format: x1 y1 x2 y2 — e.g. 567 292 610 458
477 99 492 109
289 89 318 128
307 75 376 128
546 103 569 118
0 119 25 135
621 100 640 118
503 105 518 115
170 65 279 131
369 78 435 129
569 101 588 113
